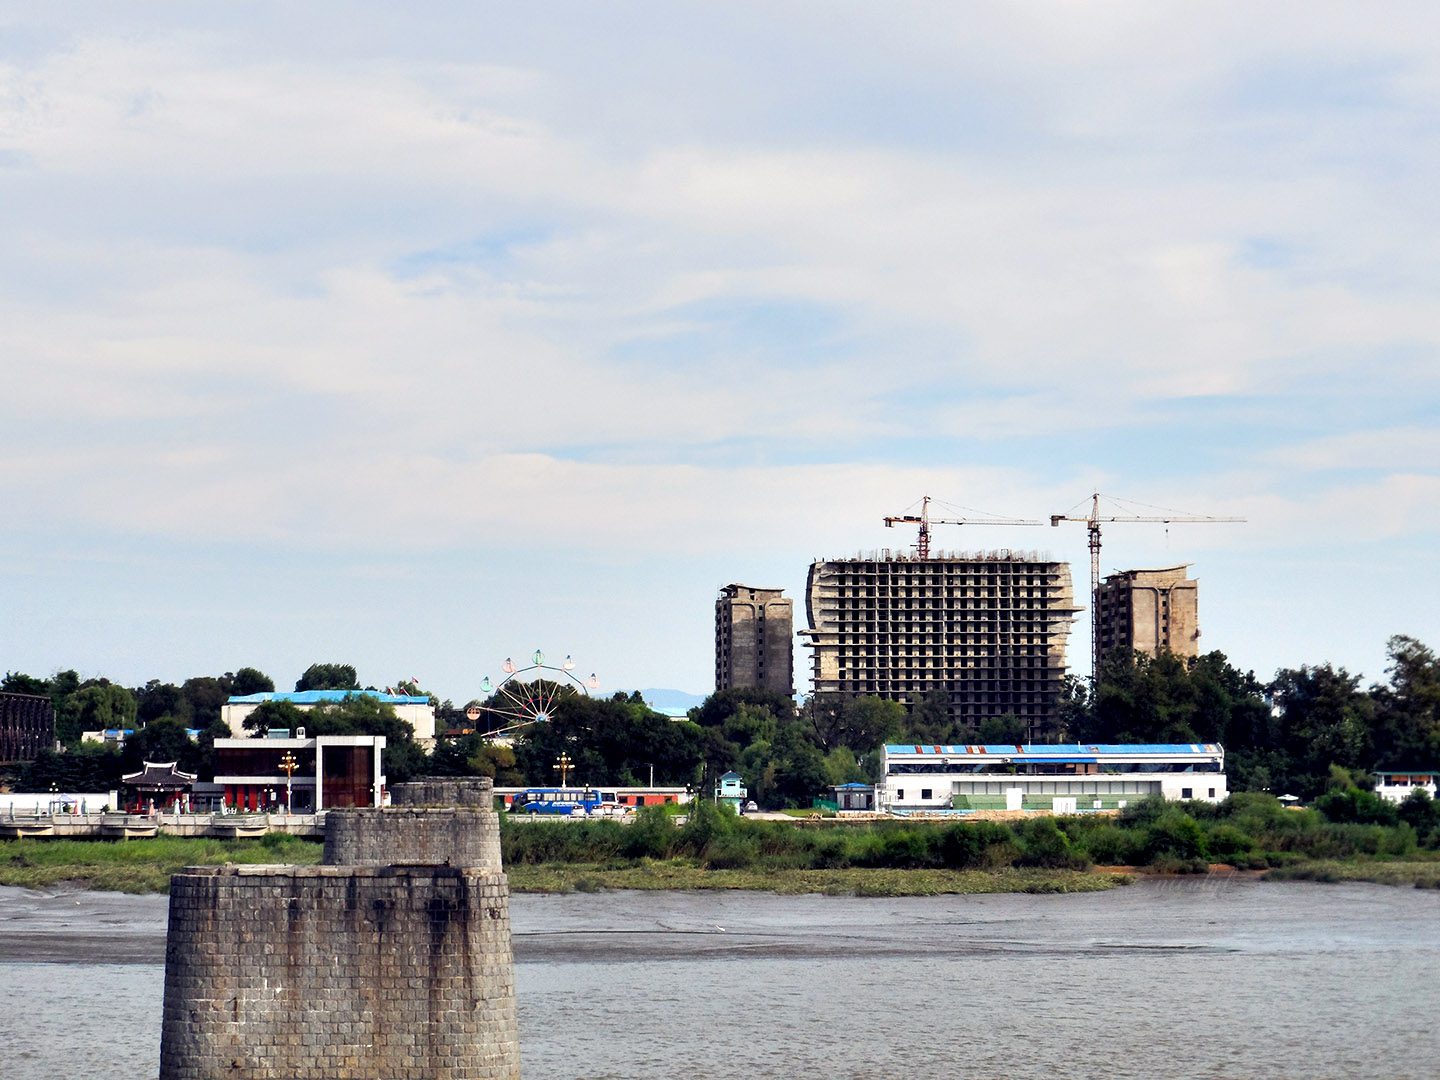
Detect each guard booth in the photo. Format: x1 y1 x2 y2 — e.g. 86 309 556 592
715 771 747 813
831 782 876 811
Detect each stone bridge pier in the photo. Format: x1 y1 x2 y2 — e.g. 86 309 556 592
158 777 520 1079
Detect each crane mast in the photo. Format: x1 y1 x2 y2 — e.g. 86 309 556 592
1050 493 1244 681
884 495 1040 559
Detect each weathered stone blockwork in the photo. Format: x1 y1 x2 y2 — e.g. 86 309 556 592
324 807 501 869
392 777 496 809
159 866 519 1079
159 774 519 1079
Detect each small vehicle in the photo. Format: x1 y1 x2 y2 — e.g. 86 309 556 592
744 800 759 813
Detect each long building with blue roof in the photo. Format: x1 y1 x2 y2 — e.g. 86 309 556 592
880 741 1227 813
221 690 436 745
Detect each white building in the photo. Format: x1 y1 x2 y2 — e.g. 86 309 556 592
221 690 435 747
200 734 387 812
1374 770 1438 804
880 742 1228 814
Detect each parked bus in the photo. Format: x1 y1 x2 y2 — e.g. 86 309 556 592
509 787 617 815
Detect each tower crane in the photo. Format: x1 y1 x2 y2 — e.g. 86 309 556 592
1050 493 1244 681
884 495 1041 559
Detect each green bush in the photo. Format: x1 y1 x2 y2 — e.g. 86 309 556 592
619 806 676 860
1015 817 1086 869
938 822 1015 869
1142 809 1207 863
1205 824 1256 862
1073 824 1141 865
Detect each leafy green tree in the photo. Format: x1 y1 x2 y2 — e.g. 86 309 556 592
1370 635 1440 769
242 699 306 736
804 693 905 754
976 714 1028 744
689 687 796 728
123 718 204 775
179 676 233 729
16 743 123 793
229 667 275 696
299 693 424 784
1266 665 1375 798
2 672 48 695
67 683 138 744
134 680 187 725
900 687 958 744
295 663 360 692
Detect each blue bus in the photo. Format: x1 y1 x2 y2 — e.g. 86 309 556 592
508 787 618 815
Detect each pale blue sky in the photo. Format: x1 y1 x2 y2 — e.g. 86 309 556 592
2 3 1437 702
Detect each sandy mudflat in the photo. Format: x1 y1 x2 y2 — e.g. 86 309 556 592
0 885 167 964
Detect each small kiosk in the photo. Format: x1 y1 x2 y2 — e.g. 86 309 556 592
715 771 748 813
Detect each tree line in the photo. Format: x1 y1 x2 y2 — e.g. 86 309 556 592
4 634 1439 805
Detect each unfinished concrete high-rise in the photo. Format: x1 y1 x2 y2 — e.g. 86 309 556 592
1096 565 1199 661
801 551 1078 738
715 584 794 697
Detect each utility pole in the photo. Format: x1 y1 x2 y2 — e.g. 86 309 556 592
1050 493 1244 681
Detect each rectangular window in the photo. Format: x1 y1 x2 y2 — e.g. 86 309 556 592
1208 788 1216 799
921 789 932 800
1181 787 1193 799
896 789 905 801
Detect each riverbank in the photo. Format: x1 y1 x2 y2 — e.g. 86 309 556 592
0 835 321 893
4 835 1439 895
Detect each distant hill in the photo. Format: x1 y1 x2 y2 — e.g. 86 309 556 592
627 687 707 711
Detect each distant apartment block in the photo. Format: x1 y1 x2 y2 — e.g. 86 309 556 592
801 551 1078 737
0 691 54 763
1096 565 1199 661
715 584 794 697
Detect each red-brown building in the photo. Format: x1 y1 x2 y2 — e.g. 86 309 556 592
205 735 386 812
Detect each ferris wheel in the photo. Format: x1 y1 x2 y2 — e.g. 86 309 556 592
477 650 599 736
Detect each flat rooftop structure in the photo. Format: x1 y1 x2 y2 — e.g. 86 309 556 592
885 742 1223 763
227 690 430 705
880 742 1228 812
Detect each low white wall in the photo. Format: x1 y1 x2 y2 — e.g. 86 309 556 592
1 792 116 815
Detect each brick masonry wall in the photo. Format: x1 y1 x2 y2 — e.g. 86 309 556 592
158 865 520 1080
323 808 501 869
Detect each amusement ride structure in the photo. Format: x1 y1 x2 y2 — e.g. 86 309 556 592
475 651 599 737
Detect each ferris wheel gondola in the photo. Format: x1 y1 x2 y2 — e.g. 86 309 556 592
479 650 599 736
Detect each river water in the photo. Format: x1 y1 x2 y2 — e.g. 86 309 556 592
1 877 1436 1079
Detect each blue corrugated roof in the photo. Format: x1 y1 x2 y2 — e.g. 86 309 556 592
227 690 429 705
883 742 1220 756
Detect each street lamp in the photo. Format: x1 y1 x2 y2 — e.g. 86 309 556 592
553 753 574 787
279 751 298 814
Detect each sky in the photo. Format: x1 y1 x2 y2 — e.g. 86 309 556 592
2 2 1438 704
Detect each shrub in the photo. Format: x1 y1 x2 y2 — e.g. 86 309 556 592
1015 817 1086 869
1141 809 1207 863
1205 824 1256 862
1074 824 1141 866
619 806 676 860
938 822 1015 869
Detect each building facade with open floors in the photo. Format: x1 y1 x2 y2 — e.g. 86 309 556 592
880 742 1228 813
1095 565 1199 661
801 551 1079 737
715 583 794 697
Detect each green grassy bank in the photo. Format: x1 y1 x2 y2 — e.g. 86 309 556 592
3 793 1438 895
0 835 321 894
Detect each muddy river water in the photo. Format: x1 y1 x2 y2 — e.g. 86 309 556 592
1 877 1437 1079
